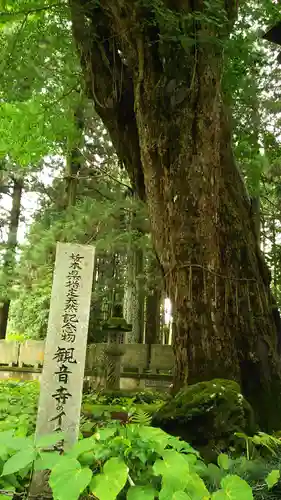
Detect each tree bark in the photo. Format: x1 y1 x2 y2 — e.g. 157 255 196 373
64 103 84 207
0 176 23 339
70 0 281 428
251 196 261 246
145 287 161 368
145 289 161 346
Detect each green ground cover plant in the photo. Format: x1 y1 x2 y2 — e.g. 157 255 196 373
0 424 281 500
0 381 166 436
0 380 38 435
1 381 281 499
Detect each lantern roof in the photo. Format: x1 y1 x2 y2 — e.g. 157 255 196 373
102 317 132 332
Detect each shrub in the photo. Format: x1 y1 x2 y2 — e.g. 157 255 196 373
0 380 39 435
0 423 280 499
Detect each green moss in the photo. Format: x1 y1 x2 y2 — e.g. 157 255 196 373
152 379 256 460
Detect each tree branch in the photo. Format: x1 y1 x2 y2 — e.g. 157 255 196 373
0 2 64 17
69 0 146 200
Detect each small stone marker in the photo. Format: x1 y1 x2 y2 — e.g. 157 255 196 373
145 378 171 389
35 242 95 449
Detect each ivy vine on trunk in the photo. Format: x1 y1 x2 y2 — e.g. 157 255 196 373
69 0 281 428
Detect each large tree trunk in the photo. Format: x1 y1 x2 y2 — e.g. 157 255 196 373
70 0 281 428
0 176 23 338
251 196 261 246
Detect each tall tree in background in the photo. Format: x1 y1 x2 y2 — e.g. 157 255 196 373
70 0 281 427
64 99 85 207
8 149 158 341
0 169 23 338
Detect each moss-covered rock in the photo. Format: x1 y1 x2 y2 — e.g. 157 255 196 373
152 379 256 460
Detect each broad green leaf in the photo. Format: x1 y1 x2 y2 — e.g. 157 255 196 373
159 486 177 500
6 436 33 451
0 449 8 461
49 456 80 475
1 447 36 476
266 469 280 489
184 454 197 466
153 459 169 477
218 454 230 471
0 431 14 446
154 450 189 479
90 458 128 500
94 428 116 441
111 436 131 449
34 451 61 471
212 475 253 500
138 426 170 448
193 460 208 476
185 472 210 499
35 432 64 449
212 492 228 500
164 450 190 470
172 493 192 500
207 464 224 487
78 452 96 466
80 421 94 433
0 474 21 490
159 474 187 499
67 437 96 459
167 437 200 457
49 458 92 500
139 426 168 439
18 464 33 479
221 475 253 498
127 485 157 499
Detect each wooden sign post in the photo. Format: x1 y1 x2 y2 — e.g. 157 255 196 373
35 242 95 448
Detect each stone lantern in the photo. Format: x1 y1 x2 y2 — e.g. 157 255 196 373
102 304 132 389
102 304 132 345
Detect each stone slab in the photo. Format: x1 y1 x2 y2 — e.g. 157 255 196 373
150 344 174 372
0 340 18 366
121 344 148 372
35 243 95 450
19 340 45 368
145 378 171 388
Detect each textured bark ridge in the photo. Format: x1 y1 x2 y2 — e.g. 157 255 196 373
70 0 281 428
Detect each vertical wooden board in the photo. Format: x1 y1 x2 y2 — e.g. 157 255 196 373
35 243 95 449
